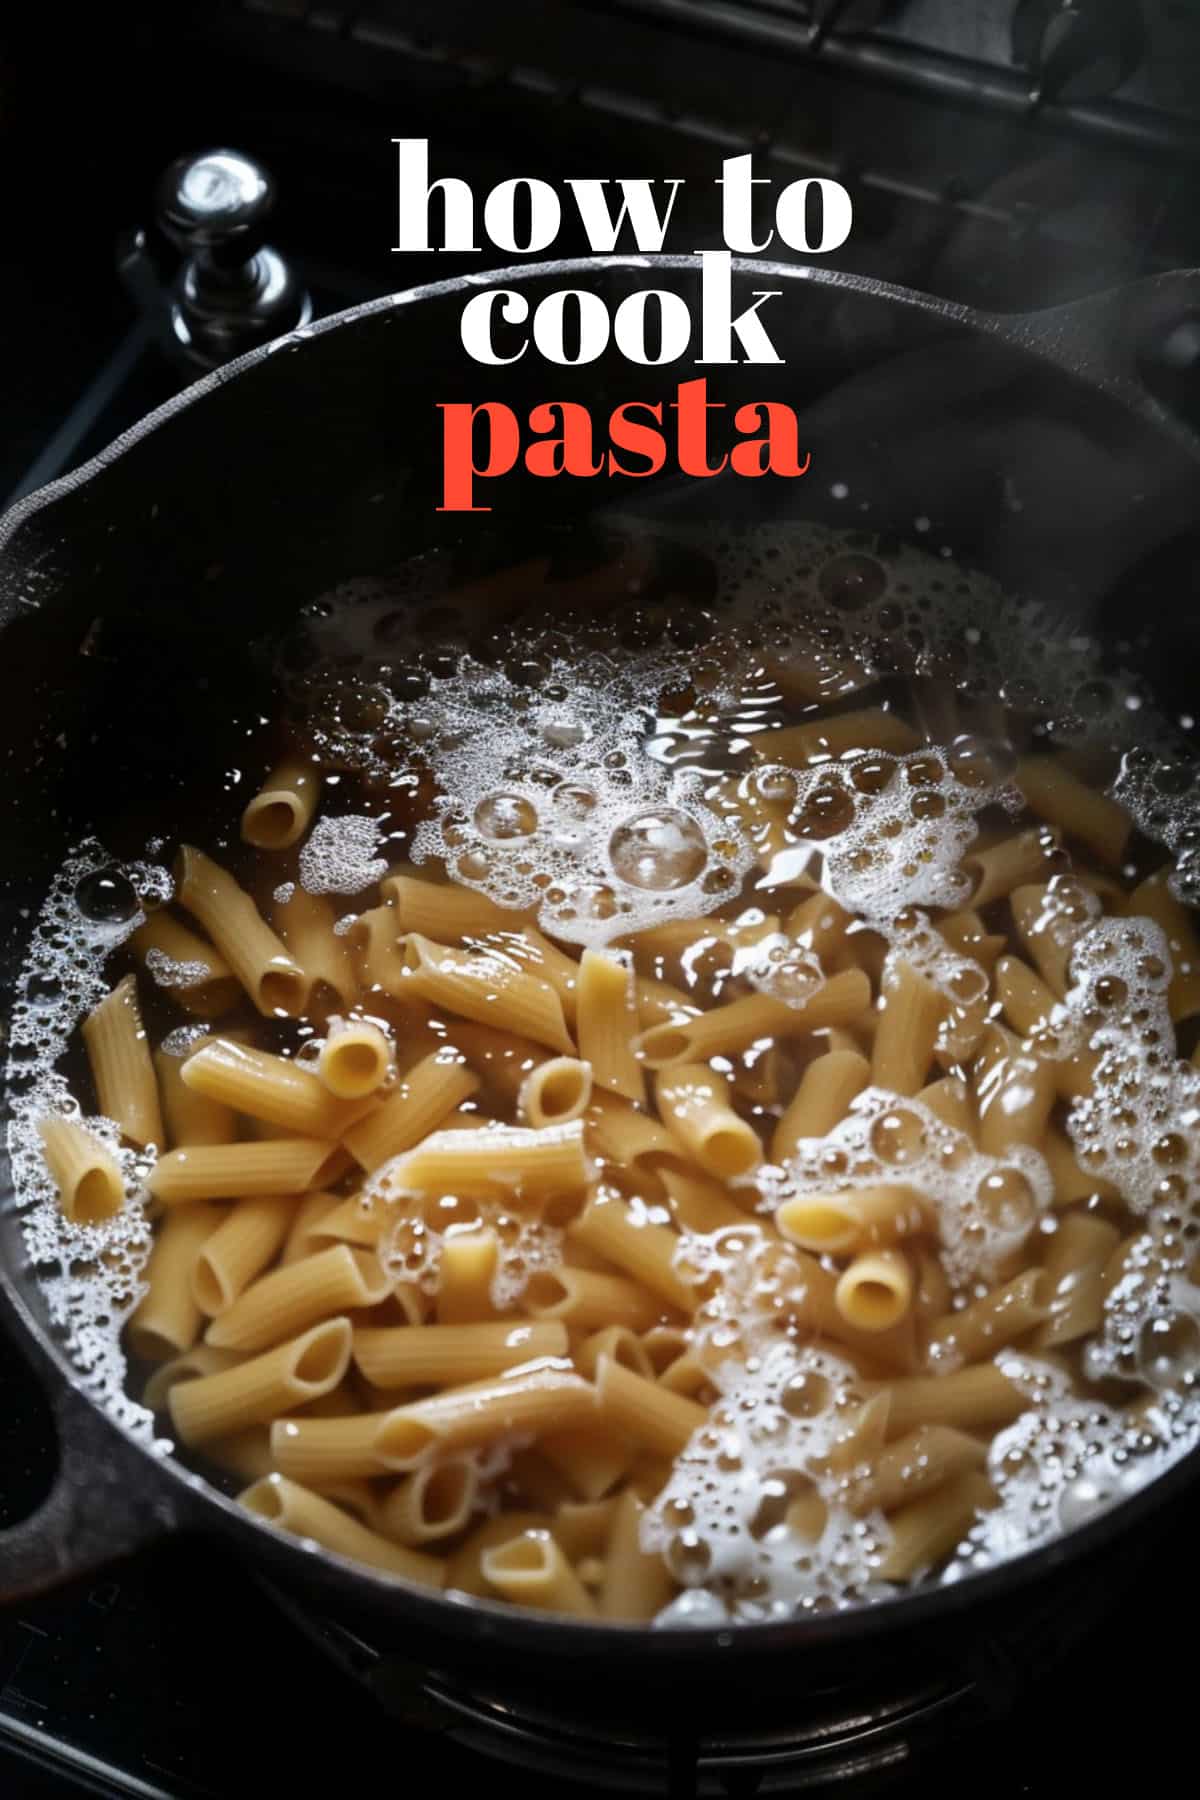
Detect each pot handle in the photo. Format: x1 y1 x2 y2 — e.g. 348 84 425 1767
0 1380 181 1603
988 267 1200 460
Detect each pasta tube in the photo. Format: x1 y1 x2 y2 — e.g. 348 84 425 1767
926 1269 1050 1363
771 1048 871 1162
175 846 308 1016
567 1192 695 1314
576 949 644 1102
352 1320 569 1389
519 1057 593 1128
378 1458 479 1546
749 707 920 767
168 1316 352 1444
272 886 358 1010
1123 870 1200 1020
879 1363 1026 1437
632 969 871 1069
871 962 942 1098
342 1047 479 1172
180 1037 371 1138
370 1369 597 1462
845 1423 986 1517
382 874 533 940
82 975 163 1149
436 1228 500 1323
206 1244 390 1351
127 1201 224 1362
131 911 239 1018
401 934 573 1053
317 1020 392 1099
148 1137 342 1205
835 1250 913 1332
777 1184 932 1256
1016 756 1130 865
37 1116 125 1223
595 1355 707 1457
154 1046 236 1148
878 1471 995 1581
598 1488 675 1622
655 1064 761 1180
192 1195 294 1315
964 826 1062 909
523 1267 661 1333
379 1120 591 1201
481 1529 594 1617
241 757 322 850
239 1474 443 1586
1034 1213 1122 1349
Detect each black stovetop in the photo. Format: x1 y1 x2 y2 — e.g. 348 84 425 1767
4 7 1200 1794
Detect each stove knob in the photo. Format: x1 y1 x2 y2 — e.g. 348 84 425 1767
1011 0 1146 106
154 148 311 368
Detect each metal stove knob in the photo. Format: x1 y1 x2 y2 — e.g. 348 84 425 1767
1011 0 1146 107
154 148 312 369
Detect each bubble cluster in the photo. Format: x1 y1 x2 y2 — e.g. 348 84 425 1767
756 1086 1052 1291
298 814 389 896
7 842 171 1439
1113 746 1200 906
143 947 211 990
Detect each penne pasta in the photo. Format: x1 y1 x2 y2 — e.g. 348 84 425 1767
206 1244 390 1351
317 1019 392 1099
169 1316 352 1444
37 1116 125 1223
927 1269 1050 1364
378 1457 479 1545
370 1369 597 1462
192 1195 295 1315
241 756 322 850
148 1137 342 1205
655 1064 761 1180
127 1202 225 1362
436 1228 501 1323
347 905 406 997
181 1037 371 1138
175 845 308 1016
519 1056 593 1129
749 707 920 767
481 1529 594 1617
632 969 871 1069
878 1363 1026 1438
595 1354 707 1457
401 934 573 1053
878 1470 995 1581
1016 755 1130 865
567 1192 696 1315
835 1249 913 1332
342 1047 479 1172
871 962 942 1098
576 948 644 1103
845 1423 986 1517
963 825 1063 909
352 1320 569 1389
523 1267 662 1333
771 1047 871 1162
1034 1212 1122 1349
272 886 359 1010
154 1045 236 1148
239 1474 443 1586
777 1184 932 1256
1122 870 1200 1021
378 1120 591 1202
82 975 163 1149
382 873 533 941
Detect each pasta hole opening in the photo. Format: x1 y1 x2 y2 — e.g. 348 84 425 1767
75 1169 122 1223
330 1042 387 1094
376 1416 442 1467
778 1201 856 1251
849 1279 906 1328
240 1476 286 1521
705 1128 759 1179
259 968 309 1017
637 1027 690 1066
291 1319 352 1390
483 1530 553 1578
244 799 302 850
538 1068 586 1120
524 1271 571 1315
421 1461 473 1526
192 1258 231 1318
347 1248 392 1304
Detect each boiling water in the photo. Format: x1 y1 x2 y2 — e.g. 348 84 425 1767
8 517 1200 1619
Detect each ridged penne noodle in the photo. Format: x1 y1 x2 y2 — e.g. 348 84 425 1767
634 975 702 1028
567 1192 695 1315
175 846 308 1016
1122 869 1200 1020
441 1021 544 1105
936 908 1006 969
204 1425 275 1486
656 1162 752 1235
552 1497 619 1560
487 926 581 1026
785 890 854 963
926 1268 1050 1363
347 905 405 996
749 707 920 767
878 1363 1026 1438
771 1048 871 1162
369 1369 597 1461
1015 755 1130 865
656 1064 761 1180
442 1510 554 1598
994 956 1097 1097
148 1137 341 1205
835 1249 913 1332
400 934 573 1053
481 1529 594 1616
845 1422 986 1517
239 1474 444 1586
871 962 942 1098
317 1019 392 1099
1034 1213 1122 1349
241 756 322 850
777 1184 932 1256
911 1247 952 1324
82 975 163 1149
598 1488 676 1622
37 1116 125 1223
380 1120 590 1201
963 825 1063 909
181 1037 371 1138
131 910 240 1017
916 1074 975 1141
352 1320 569 1389
378 1457 479 1545
142 1344 242 1414
595 1354 707 1457
524 1267 661 1333
519 1056 593 1128
1041 1125 1119 1205
154 1045 236 1148
341 1047 479 1172
271 1409 418 1483
206 1244 390 1351
169 1316 351 1444
577 1325 656 1382
382 873 533 941
633 969 871 1069
878 1470 995 1581
280 1191 344 1265
576 948 644 1103
1009 883 1080 998
584 1091 679 1194
192 1195 295 1315
272 886 358 1010
436 1228 500 1323
127 1202 225 1362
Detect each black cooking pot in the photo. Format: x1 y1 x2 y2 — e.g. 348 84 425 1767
3 257 1200 1735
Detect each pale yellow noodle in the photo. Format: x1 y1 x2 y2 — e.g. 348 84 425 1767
206 1244 390 1352
175 845 308 1016
1034 1213 1122 1349
378 1458 479 1546
379 1120 590 1201
37 1116 125 1223
567 1192 694 1314
575 948 645 1103
964 826 1063 909
749 707 920 767
878 1363 1026 1437
633 969 871 1069
239 1474 443 1586
382 874 533 940
878 1471 996 1581
523 1267 661 1333
655 1064 761 1180
371 1369 597 1460
519 1057 593 1128
272 887 358 1009
318 1020 392 1099
594 1354 707 1457
777 1185 932 1256
341 1047 479 1172
400 934 573 1054
771 1048 870 1162
280 1191 345 1265
154 1046 236 1148
845 1423 986 1517
82 974 163 1149
656 1162 751 1235
181 1037 371 1137
169 1317 352 1444
148 1138 341 1205
1122 870 1200 1021
352 1320 569 1388
127 1202 225 1362
871 962 942 1098
131 911 240 1018
241 756 322 850
926 1269 1050 1363
142 1344 242 1414
1016 756 1130 866
192 1194 295 1315
481 1529 594 1616
436 1228 500 1323
835 1249 913 1332
538 1423 633 1502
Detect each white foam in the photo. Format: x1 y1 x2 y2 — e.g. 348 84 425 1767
298 814 388 895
